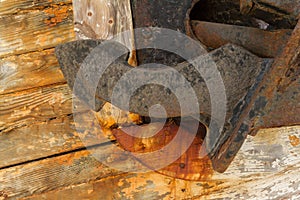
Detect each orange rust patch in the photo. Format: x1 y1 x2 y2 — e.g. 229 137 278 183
289 135 300 147
44 5 72 27
128 49 138 67
112 121 213 181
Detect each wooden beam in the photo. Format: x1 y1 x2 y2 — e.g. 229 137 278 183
0 146 129 199
0 49 65 95
0 99 141 170
0 4 75 58
0 115 95 169
0 0 72 16
70 0 139 132
0 84 73 133
19 126 300 200
72 0 136 65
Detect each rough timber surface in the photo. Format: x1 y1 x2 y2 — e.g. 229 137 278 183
0 0 300 199
0 4 75 58
0 147 125 199
0 84 73 133
0 49 65 95
72 0 136 65
0 0 72 16
6 126 300 200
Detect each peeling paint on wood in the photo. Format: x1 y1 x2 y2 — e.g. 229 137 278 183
0 0 299 199
20 126 300 200
0 0 72 16
0 4 75 58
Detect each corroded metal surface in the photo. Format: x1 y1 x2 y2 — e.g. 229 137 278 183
211 20 300 173
191 20 292 57
112 120 213 181
55 39 273 175
240 0 300 28
55 41 270 119
249 21 300 131
55 0 299 175
55 40 107 111
130 0 195 65
190 0 298 29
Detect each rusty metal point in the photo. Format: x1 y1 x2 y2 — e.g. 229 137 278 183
55 0 300 175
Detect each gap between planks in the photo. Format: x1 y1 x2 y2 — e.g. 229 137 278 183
18 125 300 200
0 124 299 199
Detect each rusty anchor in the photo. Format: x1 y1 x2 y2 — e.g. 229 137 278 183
55 0 300 175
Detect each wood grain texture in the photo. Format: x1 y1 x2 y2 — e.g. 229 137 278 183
0 79 141 134
0 89 141 170
22 168 300 200
0 49 65 95
0 115 92 169
0 4 75 58
0 84 73 133
72 0 136 65
70 0 139 130
0 0 72 16
0 146 128 199
20 126 300 200
1 1 299 199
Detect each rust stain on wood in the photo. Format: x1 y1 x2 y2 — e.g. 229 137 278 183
0 4 75 58
0 0 299 199
289 135 300 147
54 149 90 166
112 121 214 181
0 0 72 16
44 5 72 27
95 103 142 131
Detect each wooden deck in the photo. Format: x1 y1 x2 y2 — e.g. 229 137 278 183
0 0 299 199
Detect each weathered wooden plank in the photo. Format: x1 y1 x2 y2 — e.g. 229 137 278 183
0 84 73 133
21 166 300 200
0 115 90 169
0 146 130 199
0 49 65 95
220 126 300 178
0 0 72 16
72 0 136 65
0 4 75 58
0 83 141 168
0 80 141 133
69 0 139 133
0 106 141 169
21 173 200 200
20 126 300 200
